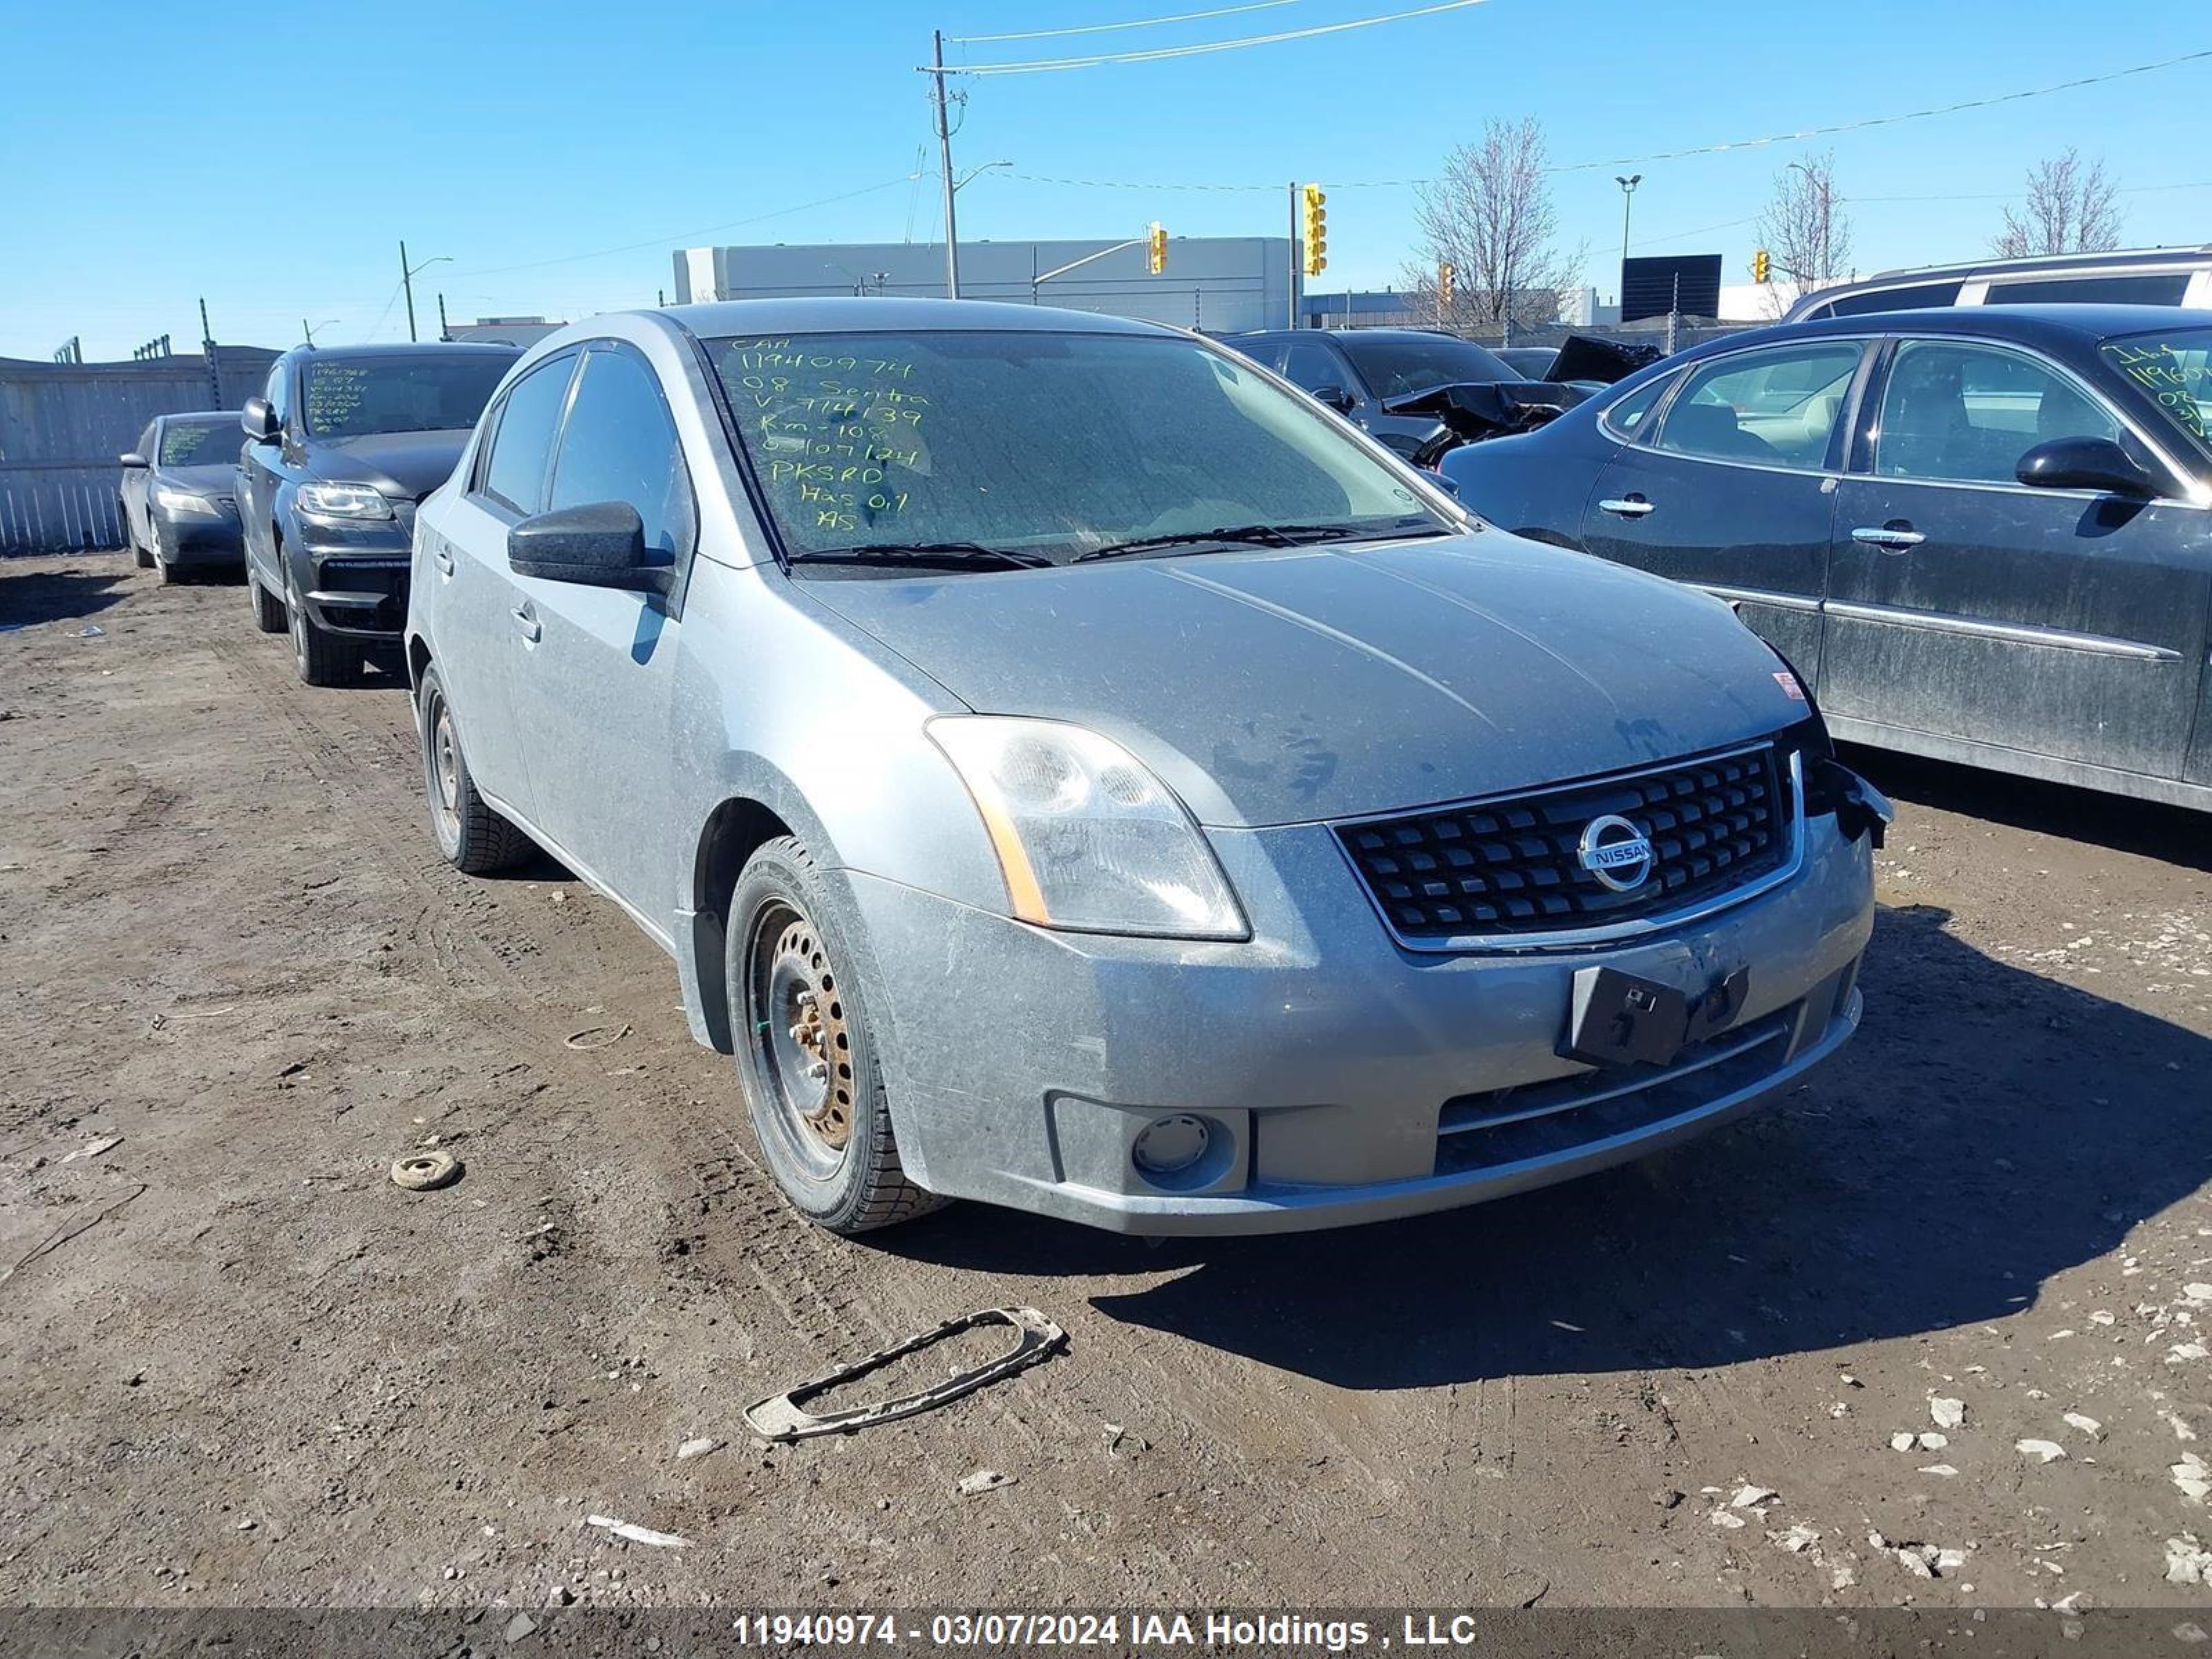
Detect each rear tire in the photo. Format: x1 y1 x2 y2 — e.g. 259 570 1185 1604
415 666 532 874
249 571 287 633
285 560 361 687
727 836 946 1235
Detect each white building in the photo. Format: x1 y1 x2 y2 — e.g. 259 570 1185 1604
674 238 1300 334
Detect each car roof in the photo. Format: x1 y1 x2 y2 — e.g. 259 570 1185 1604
1690 303 2212 357
154 409 238 423
292 341 523 361
1855 244 2212 283
660 296 1181 339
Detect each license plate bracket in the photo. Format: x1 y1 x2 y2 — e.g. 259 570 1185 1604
1558 964 1752 1069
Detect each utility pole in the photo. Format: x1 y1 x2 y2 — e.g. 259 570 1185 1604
438 292 450 341
930 30 961 299
401 240 418 343
198 297 219 406
1286 181 1299 328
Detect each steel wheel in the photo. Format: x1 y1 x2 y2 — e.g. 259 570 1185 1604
743 899 854 1180
424 686 463 858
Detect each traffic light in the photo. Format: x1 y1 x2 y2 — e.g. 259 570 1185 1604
1301 182 1327 278
1147 221 1168 275
1752 247 1771 284
1438 261 1456 306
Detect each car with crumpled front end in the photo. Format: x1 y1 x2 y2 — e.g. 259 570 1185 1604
404 297 1885 1237
238 342 517 684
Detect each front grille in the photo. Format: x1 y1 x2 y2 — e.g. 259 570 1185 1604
1338 743 1794 942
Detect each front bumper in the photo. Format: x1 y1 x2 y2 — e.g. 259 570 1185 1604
845 809 1875 1235
294 514 413 638
151 508 245 567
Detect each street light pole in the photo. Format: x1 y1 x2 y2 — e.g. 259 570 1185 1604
1615 174 1642 279
398 243 451 343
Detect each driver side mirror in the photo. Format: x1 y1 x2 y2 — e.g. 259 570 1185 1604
242 397 280 445
2016 435 2157 498
119 452 148 469
507 501 666 593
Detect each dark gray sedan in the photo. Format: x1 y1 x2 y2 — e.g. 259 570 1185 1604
1443 305 2212 812
119 412 247 582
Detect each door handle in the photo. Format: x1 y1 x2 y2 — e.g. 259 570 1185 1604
1851 524 1926 551
1597 496 1655 518
512 604 541 644
431 545 454 575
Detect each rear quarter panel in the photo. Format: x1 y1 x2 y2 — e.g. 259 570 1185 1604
1441 418 1620 550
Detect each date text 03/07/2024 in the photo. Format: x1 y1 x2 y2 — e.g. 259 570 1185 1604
727 1611 1541 1651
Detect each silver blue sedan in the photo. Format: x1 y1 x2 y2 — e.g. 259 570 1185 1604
404 299 1883 1236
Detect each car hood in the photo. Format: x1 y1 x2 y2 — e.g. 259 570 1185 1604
156 462 240 494
802 532 1808 829
303 431 471 500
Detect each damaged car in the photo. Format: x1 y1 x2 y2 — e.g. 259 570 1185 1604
406 298 1884 1237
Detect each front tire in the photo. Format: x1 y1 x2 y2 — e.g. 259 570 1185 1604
285 559 360 687
727 837 944 1235
415 666 532 874
249 570 288 633
130 509 153 569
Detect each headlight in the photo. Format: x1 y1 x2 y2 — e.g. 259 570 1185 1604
152 485 221 518
297 482 393 521
928 715 1248 939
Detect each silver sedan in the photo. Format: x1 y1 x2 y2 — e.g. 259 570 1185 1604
404 298 1883 1236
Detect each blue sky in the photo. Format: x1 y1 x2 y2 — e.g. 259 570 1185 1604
4 0 2207 359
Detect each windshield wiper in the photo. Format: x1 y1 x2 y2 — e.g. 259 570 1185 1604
1074 519 1447 563
787 541 1053 572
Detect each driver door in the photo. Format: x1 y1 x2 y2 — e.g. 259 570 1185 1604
1823 336 2209 779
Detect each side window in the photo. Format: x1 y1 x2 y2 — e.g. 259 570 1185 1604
547 347 694 560
1985 274 2190 307
1282 339 1353 397
1653 343 1862 469
1601 373 1673 441
265 362 290 430
479 357 576 515
1823 281 1963 318
1875 340 2121 486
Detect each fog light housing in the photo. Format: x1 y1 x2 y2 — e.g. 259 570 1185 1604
1132 1114 1210 1177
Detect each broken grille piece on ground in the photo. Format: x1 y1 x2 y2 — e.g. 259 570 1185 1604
742 1306 1065 1442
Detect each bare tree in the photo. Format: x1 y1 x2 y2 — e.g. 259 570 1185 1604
1993 149 2124 256
1405 117 1585 334
1756 151 1854 310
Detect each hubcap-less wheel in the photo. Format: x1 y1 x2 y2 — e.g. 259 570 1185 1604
426 692 462 854
745 901 854 1177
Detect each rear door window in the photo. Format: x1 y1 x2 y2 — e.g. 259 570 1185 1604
478 357 577 516
1653 343 1862 468
1821 281 1965 317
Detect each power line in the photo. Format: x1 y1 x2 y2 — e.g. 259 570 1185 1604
1551 47 2212 171
945 0 1500 74
1001 48 2211 187
952 0 1302 44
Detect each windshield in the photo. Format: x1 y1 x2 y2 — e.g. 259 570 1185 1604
158 419 239 467
707 330 1447 568
301 355 515 438
2101 329 2212 453
1335 335 1516 398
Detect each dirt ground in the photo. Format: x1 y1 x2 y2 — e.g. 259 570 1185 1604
3 550 2210 1615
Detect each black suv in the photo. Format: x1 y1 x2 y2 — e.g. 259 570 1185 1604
238 343 518 684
